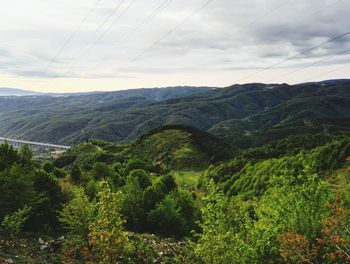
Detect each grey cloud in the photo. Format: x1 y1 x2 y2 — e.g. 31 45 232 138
0 0 349 85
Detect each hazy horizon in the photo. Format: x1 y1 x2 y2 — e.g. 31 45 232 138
1 0 349 93
1 77 350 94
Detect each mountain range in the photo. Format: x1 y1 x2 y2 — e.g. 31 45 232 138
0 79 349 146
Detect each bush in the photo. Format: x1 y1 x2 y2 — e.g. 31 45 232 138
71 164 82 183
122 177 145 232
89 182 127 263
60 182 127 263
91 162 114 181
123 159 148 176
128 169 151 189
148 194 187 238
143 175 177 213
1 205 31 236
59 187 95 256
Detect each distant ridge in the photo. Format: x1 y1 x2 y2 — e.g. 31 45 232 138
0 79 349 145
0 87 42 96
296 79 350 86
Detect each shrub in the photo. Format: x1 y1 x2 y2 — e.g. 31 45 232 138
89 182 127 263
148 194 187 238
128 169 151 189
1 205 31 236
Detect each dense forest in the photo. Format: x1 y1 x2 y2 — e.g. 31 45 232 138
0 80 350 145
1 122 350 263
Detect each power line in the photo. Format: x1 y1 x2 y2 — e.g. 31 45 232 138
97 0 138 44
59 0 138 87
63 0 135 75
267 47 350 83
99 0 290 76
263 0 343 42
88 0 126 46
50 0 174 86
300 61 350 83
59 0 213 82
227 0 291 38
234 31 350 83
230 0 345 83
131 0 215 62
98 0 173 61
126 0 173 41
231 0 345 83
50 0 128 80
41 0 103 78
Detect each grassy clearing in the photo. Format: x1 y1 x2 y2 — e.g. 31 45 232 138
171 170 203 188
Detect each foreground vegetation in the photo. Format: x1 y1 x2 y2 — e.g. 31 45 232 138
1 125 350 263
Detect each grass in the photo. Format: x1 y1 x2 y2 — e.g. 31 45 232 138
171 170 203 188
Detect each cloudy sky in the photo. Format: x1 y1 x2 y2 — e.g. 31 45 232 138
0 0 349 92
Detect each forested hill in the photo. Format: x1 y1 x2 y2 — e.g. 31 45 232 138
0 79 349 145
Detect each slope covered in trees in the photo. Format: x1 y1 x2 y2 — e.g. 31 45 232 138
0 80 349 145
0 123 350 263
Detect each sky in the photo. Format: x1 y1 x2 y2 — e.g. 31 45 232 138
0 0 349 93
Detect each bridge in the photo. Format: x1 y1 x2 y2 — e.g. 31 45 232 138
0 137 71 152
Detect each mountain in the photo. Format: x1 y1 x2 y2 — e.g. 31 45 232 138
0 80 349 146
0 87 42 96
53 125 233 188
55 124 232 167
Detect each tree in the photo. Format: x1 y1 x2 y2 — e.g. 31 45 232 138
0 142 19 171
60 187 95 260
277 231 314 264
1 205 31 236
60 183 127 263
195 180 241 263
143 175 177 212
260 175 332 263
123 159 148 176
195 180 260 264
148 190 200 238
148 193 187 238
259 175 331 241
43 162 54 173
0 164 40 222
121 176 145 231
71 164 82 183
89 182 127 263
128 169 151 189
85 179 97 199
317 198 350 263
29 170 64 231
170 190 200 232
19 144 34 167
91 162 114 181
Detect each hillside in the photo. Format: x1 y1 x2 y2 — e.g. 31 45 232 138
0 80 349 145
1 122 350 263
54 125 233 188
